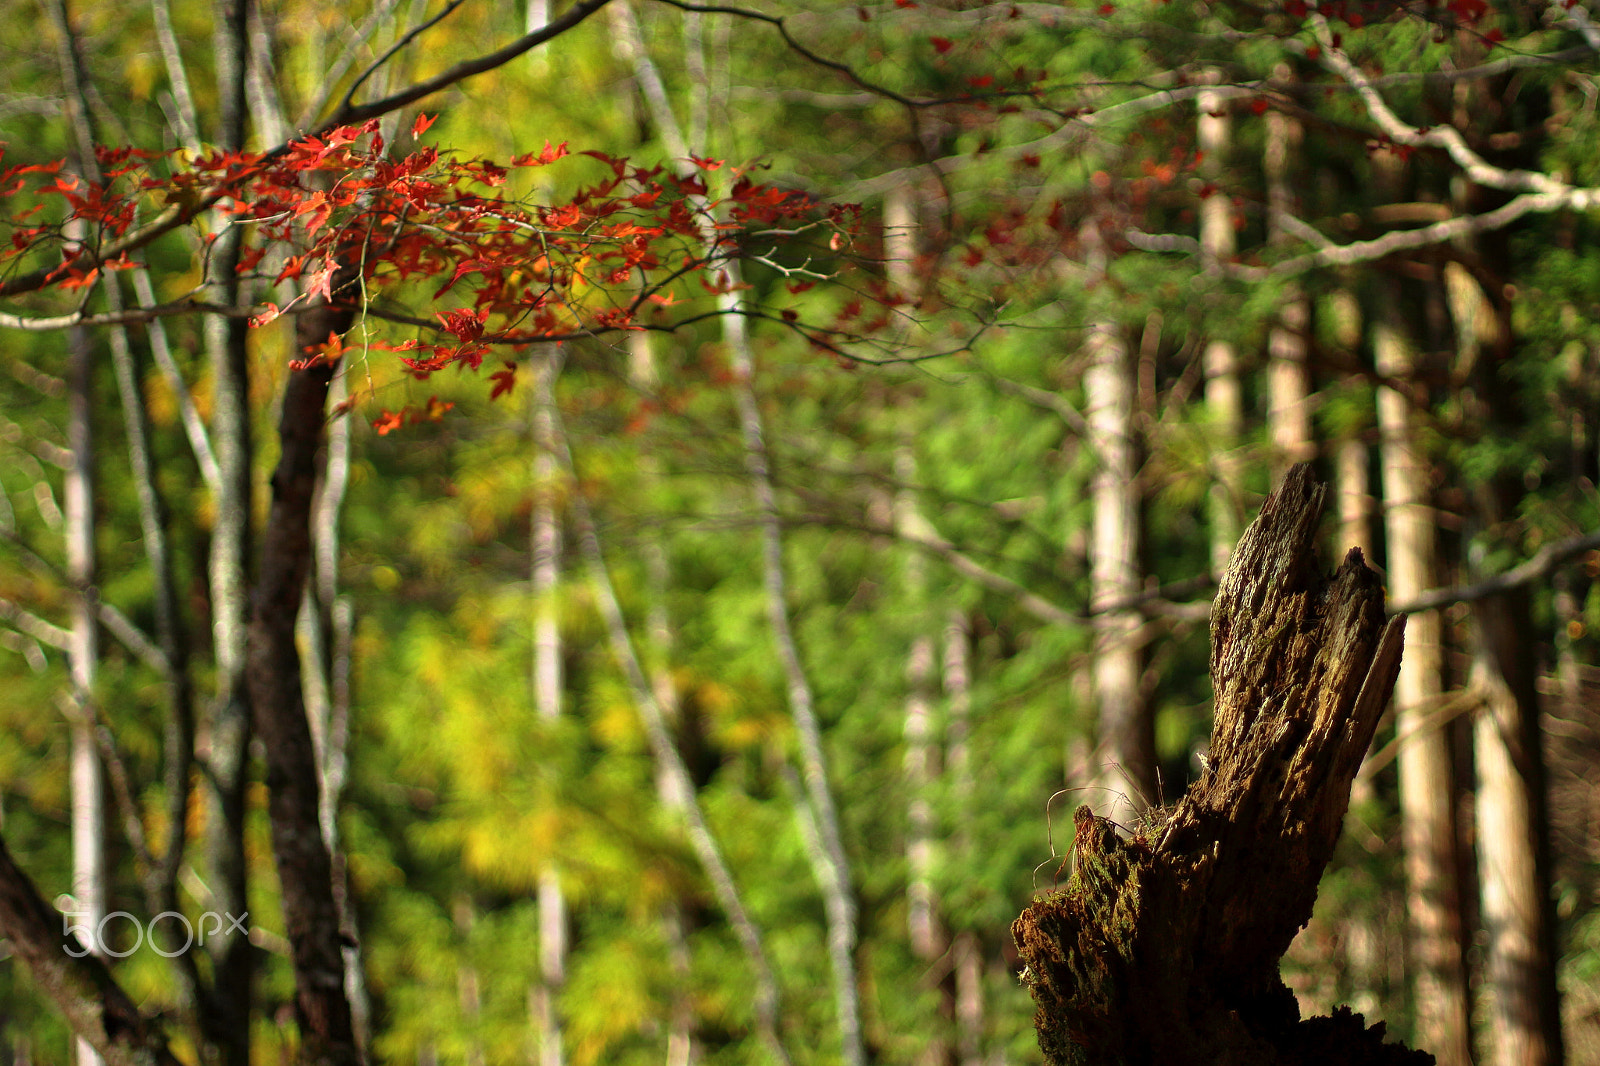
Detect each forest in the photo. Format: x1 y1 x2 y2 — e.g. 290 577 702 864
0 0 1597 1064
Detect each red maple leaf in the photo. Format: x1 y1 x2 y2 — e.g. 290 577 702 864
304 258 338 302
488 362 517 399
436 307 488 342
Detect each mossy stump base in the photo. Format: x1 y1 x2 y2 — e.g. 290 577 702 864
1013 465 1431 1066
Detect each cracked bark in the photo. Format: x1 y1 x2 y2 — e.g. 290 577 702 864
1013 465 1427 1066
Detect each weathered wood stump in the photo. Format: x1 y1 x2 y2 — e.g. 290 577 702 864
1013 465 1431 1065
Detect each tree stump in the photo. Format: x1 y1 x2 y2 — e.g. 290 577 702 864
1013 465 1431 1065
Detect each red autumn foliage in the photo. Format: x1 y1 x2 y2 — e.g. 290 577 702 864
0 117 857 415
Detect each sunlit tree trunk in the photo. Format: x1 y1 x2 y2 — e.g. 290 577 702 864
1198 72 1241 577
1332 285 1374 564
1470 590 1563 1066
619 329 699 1066
896 445 949 1066
1265 65 1313 477
1083 217 1152 820
1376 298 1473 1066
44 11 107 1063
1447 261 1564 1066
202 5 256 1060
1326 285 1383 1019
65 323 103 1066
531 356 567 1066
943 611 983 1066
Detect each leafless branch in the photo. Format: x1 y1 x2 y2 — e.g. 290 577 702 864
333 0 472 122
149 0 201 151
1313 15 1569 196
129 268 221 490
0 531 169 675
1389 528 1600 615
327 0 615 126
0 597 72 650
97 600 171 677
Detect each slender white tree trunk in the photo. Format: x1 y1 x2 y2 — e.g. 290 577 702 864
608 10 863 1060
531 357 566 1066
548 396 791 1066
1083 218 1151 820
627 330 697 1066
896 447 948 1066
1198 73 1241 577
65 324 102 1066
944 612 983 1066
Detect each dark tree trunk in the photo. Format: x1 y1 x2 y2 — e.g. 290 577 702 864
246 292 358 1066
1013 465 1428 1066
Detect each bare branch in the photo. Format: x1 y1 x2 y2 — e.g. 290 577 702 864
149 0 201 151
294 0 410 130
1254 189 1598 278
0 531 169 675
1312 15 1566 196
129 268 221 490
1390 528 1600 615
333 0 472 122
0 597 72 650
97 600 171 677
327 0 615 126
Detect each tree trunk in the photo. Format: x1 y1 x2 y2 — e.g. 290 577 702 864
531 355 567 1066
1445 224 1564 1066
246 293 359 1066
896 447 951 1066
1375 301 1473 1066
1470 590 1563 1066
65 323 104 1066
202 5 257 1058
1013 465 1426 1066
944 611 984 1066
1198 71 1241 578
1083 216 1152 820
299 359 371 1063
